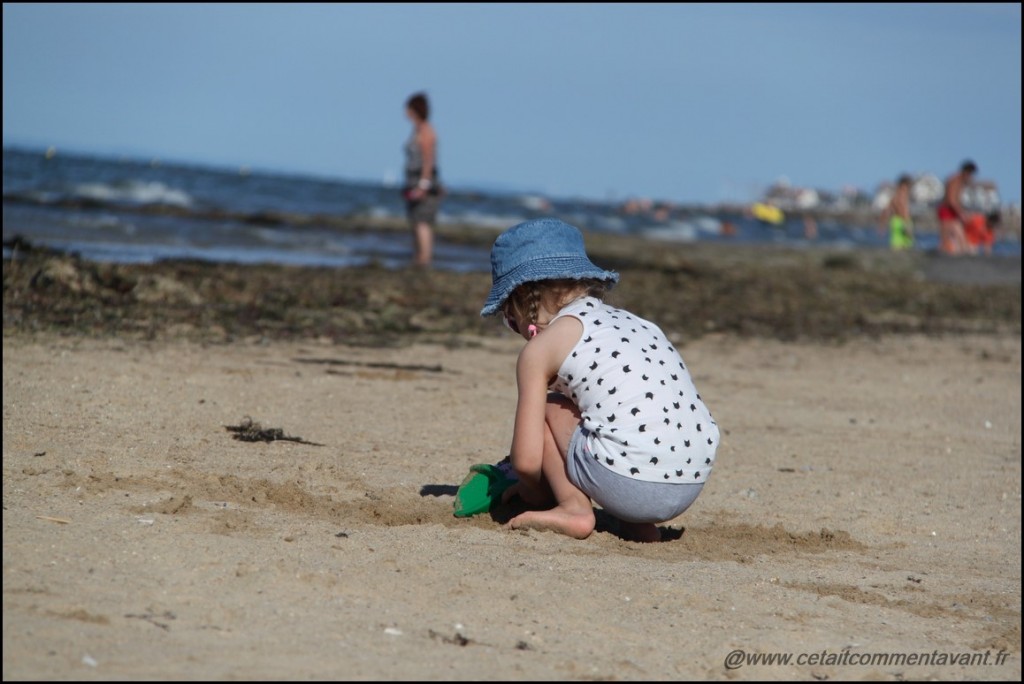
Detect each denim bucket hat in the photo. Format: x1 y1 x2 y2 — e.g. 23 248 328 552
480 218 619 317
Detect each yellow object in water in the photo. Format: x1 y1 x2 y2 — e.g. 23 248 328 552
752 202 784 225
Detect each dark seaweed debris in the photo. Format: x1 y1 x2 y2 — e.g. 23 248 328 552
3 233 1020 345
225 417 324 446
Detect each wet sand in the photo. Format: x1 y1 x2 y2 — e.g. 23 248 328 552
3 232 1021 680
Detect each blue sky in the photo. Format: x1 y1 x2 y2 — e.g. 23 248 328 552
3 3 1021 204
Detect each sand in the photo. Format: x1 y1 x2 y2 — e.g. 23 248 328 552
2 233 1021 680
3 327 1020 680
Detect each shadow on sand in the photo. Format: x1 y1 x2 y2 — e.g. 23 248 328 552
419 483 685 542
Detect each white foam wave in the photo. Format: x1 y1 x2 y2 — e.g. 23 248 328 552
71 180 193 207
693 216 723 234
443 210 526 229
641 221 699 242
591 215 628 233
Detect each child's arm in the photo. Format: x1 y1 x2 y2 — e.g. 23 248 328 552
508 317 583 505
509 342 551 503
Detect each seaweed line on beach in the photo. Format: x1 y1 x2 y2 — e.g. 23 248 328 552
3 235 1020 346
292 357 444 373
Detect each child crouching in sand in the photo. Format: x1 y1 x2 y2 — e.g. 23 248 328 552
481 218 718 542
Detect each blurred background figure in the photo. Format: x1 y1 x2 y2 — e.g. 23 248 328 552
937 160 977 255
803 214 818 241
964 211 1000 256
879 174 914 251
403 92 443 267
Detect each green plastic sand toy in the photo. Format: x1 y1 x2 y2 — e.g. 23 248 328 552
453 461 519 518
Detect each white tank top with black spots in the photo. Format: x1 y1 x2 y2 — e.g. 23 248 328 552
549 296 718 484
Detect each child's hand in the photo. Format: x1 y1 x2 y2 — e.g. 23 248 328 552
501 480 550 508
501 481 526 505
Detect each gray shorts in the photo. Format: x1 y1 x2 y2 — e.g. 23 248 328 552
406 195 440 224
565 427 704 524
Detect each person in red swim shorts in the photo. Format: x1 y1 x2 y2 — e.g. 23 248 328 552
937 161 977 255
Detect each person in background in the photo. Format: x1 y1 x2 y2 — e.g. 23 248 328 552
963 211 1000 256
879 174 914 251
803 214 818 241
403 92 442 267
937 160 976 255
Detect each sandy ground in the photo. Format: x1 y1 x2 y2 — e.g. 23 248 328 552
2 327 1020 681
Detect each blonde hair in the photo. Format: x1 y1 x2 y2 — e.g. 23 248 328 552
502 278 609 327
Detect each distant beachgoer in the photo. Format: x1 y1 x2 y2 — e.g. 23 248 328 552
403 92 443 267
937 161 976 255
964 211 999 256
880 175 914 251
480 218 718 542
803 214 818 241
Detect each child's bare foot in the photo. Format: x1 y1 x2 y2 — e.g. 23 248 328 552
619 521 662 543
507 506 595 539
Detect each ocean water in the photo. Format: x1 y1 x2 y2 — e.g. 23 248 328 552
3 147 1018 271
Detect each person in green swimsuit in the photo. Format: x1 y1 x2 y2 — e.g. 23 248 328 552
880 175 914 250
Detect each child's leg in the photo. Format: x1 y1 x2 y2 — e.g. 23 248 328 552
953 221 971 255
508 394 596 539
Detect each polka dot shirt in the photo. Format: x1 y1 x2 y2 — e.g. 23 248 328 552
549 296 718 483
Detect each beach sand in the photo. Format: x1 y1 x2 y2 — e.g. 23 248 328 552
3 236 1021 680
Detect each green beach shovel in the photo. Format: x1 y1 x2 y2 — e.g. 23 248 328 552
453 461 519 518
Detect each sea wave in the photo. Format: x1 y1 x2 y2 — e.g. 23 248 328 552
4 147 1019 269
69 180 193 207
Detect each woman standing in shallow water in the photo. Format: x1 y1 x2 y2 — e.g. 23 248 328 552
402 92 442 267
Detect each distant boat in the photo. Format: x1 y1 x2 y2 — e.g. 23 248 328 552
752 202 784 225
